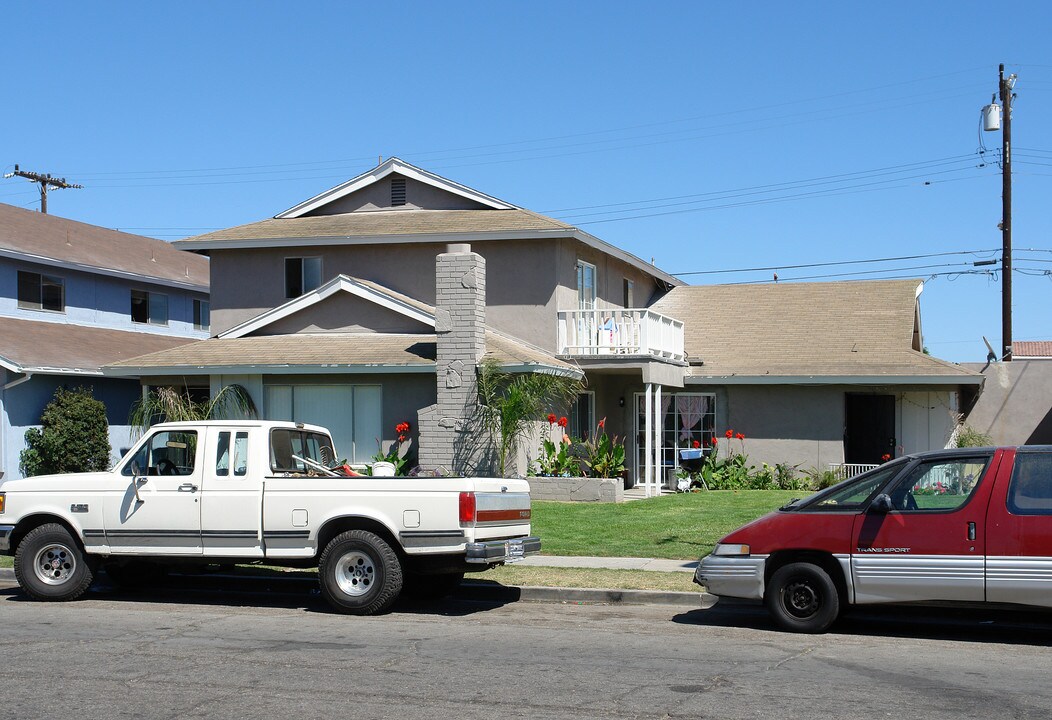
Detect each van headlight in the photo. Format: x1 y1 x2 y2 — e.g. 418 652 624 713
711 543 750 557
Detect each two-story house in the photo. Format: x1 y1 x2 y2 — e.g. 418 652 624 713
0 203 210 479
104 158 981 491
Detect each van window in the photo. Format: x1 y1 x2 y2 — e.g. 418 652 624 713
884 457 988 512
1008 452 1052 515
807 463 903 510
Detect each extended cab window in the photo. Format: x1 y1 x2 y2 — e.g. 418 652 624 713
216 431 249 477
1008 452 1052 515
122 431 198 477
270 428 336 474
884 456 989 512
806 462 904 510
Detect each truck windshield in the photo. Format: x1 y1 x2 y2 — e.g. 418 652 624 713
270 428 337 474
801 461 906 511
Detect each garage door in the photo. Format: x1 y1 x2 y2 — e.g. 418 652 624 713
264 384 381 463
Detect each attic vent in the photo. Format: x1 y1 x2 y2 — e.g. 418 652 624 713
391 177 407 206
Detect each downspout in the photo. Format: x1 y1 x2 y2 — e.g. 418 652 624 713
3 372 33 391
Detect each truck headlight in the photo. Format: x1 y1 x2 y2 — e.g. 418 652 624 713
712 543 750 557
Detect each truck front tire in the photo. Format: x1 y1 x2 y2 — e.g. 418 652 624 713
14 523 95 602
764 562 840 633
318 530 403 615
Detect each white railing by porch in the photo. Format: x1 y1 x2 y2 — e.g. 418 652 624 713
828 463 879 480
557 308 685 361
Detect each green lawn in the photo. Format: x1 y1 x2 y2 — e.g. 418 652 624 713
531 490 801 560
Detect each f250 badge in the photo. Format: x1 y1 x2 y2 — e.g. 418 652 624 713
856 547 911 553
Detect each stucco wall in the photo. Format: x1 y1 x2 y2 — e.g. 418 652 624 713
307 176 491 215
1 372 143 480
0 257 209 338
962 360 1052 445
258 292 432 335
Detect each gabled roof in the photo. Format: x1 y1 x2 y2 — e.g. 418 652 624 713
276 157 517 218
651 279 981 384
0 202 209 291
219 274 435 339
1013 341 1052 359
0 316 199 376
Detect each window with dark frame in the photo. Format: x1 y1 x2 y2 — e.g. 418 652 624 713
17 271 65 312
285 257 322 298
131 289 168 325
193 299 210 331
623 278 634 308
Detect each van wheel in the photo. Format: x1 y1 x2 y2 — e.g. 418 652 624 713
318 530 402 615
764 562 840 633
14 524 94 601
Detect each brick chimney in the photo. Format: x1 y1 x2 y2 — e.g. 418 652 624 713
418 244 486 474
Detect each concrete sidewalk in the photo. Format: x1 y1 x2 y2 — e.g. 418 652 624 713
520 555 698 574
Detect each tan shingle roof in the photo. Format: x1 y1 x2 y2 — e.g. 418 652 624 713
0 203 209 288
178 208 571 246
651 279 979 381
105 330 578 375
0 316 200 374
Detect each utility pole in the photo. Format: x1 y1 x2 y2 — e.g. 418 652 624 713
982 65 1017 361
2 165 83 214
999 64 1014 361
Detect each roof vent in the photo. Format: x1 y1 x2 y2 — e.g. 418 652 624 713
391 177 407 207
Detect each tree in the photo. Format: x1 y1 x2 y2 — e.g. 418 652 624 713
476 358 584 477
20 387 111 477
129 384 258 436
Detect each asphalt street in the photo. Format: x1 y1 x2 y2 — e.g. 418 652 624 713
1 574 1051 720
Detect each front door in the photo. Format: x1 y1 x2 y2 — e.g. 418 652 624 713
851 454 993 604
104 429 203 554
845 394 896 464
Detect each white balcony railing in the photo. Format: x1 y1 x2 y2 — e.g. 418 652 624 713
557 308 685 361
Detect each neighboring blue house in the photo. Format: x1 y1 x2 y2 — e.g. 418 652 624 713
0 202 210 479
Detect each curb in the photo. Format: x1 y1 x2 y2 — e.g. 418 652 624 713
0 567 712 608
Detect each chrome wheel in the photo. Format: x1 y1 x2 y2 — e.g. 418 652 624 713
334 550 376 597
33 542 77 586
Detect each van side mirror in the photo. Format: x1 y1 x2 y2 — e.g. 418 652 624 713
870 494 893 514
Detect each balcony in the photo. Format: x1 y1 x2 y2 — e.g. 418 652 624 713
557 308 685 362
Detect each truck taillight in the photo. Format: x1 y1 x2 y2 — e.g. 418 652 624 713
459 492 476 524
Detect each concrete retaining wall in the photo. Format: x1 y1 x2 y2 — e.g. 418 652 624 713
527 476 624 503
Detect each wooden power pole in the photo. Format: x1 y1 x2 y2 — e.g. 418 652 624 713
2 165 83 214
999 64 1014 361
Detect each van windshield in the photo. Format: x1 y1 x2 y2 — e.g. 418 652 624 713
799 461 906 511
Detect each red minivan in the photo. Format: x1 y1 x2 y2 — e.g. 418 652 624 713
695 446 1052 632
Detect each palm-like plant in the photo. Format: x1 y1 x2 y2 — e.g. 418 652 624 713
129 384 258 436
476 359 584 477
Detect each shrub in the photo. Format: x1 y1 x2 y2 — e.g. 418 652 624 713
956 425 993 448
803 466 841 490
579 418 626 479
20 386 111 477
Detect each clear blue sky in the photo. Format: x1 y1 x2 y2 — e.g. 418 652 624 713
3 1 1050 362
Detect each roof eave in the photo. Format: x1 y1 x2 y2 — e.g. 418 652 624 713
685 374 983 386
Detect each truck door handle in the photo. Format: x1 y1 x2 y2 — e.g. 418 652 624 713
967 521 976 541
178 483 198 493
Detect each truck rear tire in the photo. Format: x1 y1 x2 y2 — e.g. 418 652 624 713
764 562 840 633
319 530 403 615
14 523 95 602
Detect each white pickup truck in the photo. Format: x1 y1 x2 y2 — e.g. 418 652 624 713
0 420 539 614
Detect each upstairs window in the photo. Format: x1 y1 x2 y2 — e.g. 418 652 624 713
623 279 634 308
131 289 168 325
576 260 596 311
285 257 322 298
193 299 210 331
17 271 64 312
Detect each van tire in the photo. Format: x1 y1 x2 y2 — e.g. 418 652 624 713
318 530 402 615
764 562 840 633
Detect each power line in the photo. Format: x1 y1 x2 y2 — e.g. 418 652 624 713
672 249 1000 277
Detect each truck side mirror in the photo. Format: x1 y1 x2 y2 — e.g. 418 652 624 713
870 494 893 514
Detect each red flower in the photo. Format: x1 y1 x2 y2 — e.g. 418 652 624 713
692 440 701 449
598 417 606 429
725 429 734 439
710 437 718 445
558 416 568 428
395 421 410 434
881 453 892 462
398 435 407 443
547 413 557 425
736 432 745 440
